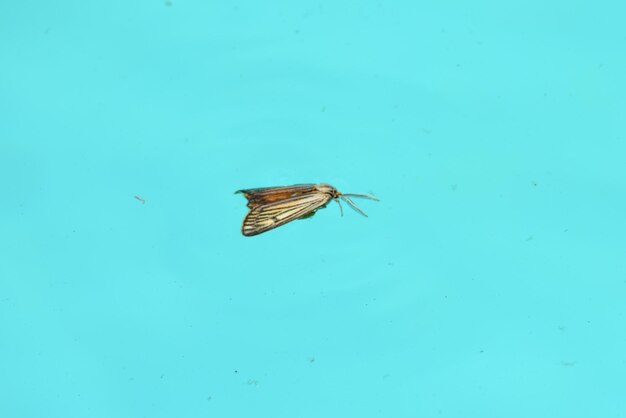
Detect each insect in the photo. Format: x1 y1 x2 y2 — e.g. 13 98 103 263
236 183 379 236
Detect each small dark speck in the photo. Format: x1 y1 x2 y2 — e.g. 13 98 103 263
561 361 576 367
294 29 300 35
160 374 165 379
563 229 568 233
525 235 533 242
479 350 484 354
206 396 212 401
165 1 172 6
387 262 393 266
382 374 391 380
247 379 258 386
450 184 457 191
309 357 315 363
532 180 538 187
558 325 566 331
234 370 238 374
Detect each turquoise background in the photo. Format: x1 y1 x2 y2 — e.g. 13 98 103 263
2 1 625 417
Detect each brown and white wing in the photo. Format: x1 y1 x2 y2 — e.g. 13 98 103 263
242 192 332 236
237 184 317 209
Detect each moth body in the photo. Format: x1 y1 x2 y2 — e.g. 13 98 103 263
236 183 378 236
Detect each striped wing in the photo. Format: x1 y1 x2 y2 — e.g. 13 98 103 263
242 192 332 236
237 184 317 209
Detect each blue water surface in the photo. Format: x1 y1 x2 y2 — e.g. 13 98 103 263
2 1 626 417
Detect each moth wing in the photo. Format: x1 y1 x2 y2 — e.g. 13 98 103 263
242 192 331 236
237 184 317 209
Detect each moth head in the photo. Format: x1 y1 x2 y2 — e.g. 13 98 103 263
316 183 339 198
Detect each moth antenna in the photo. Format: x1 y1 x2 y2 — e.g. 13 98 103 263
341 193 379 201
341 196 368 217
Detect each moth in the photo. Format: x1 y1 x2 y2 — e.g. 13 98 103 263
236 183 379 236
